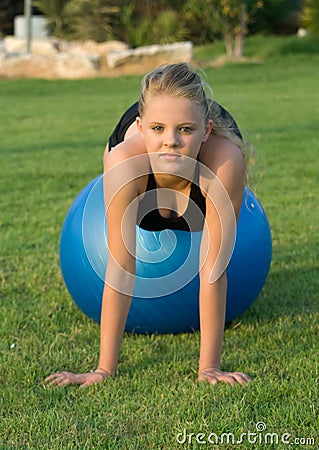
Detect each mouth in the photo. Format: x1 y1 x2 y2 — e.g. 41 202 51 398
159 152 181 161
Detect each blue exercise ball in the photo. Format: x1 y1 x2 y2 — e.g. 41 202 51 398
60 176 272 334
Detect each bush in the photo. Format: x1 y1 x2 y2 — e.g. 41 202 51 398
125 9 188 48
64 0 119 42
301 0 319 35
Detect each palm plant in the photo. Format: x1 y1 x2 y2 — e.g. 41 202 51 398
65 0 119 42
301 0 319 34
152 10 188 45
115 0 187 47
33 0 70 36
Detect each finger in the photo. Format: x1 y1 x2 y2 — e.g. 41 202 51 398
79 381 92 388
221 372 251 386
79 378 101 388
48 377 66 386
58 377 74 387
45 373 63 382
233 372 252 384
206 376 218 385
47 373 74 386
221 375 237 386
198 374 218 385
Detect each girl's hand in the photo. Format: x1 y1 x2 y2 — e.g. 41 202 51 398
198 367 251 386
45 369 113 387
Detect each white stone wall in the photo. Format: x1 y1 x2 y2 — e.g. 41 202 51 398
0 38 193 79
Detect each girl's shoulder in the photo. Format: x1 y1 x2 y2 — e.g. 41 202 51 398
105 135 148 167
199 134 245 176
104 135 149 195
198 135 246 210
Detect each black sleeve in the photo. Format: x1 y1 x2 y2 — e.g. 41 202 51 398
212 101 243 140
108 102 139 150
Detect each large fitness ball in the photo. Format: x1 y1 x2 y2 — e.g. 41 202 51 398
60 176 272 334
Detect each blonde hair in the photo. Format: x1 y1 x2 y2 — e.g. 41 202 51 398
139 62 211 123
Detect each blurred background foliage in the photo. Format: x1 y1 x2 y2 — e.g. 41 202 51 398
1 0 317 57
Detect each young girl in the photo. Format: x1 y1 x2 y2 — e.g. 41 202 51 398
46 63 251 387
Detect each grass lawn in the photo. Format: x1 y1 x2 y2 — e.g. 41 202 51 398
0 38 318 449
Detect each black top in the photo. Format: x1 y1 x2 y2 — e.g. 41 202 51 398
137 165 206 232
107 101 241 232
109 102 141 149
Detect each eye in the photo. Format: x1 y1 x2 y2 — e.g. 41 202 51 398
152 125 164 132
180 126 193 134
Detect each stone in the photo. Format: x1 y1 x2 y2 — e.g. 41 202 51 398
0 38 194 79
0 53 100 79
106 41 193 69
4 36 59 55
68 39 128 56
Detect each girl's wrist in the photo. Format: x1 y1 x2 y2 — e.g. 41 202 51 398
198 365 221 375
93 367 115 378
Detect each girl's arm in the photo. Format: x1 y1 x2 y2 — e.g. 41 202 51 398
96 150 139 377
198 136 251 385
46 146 140 387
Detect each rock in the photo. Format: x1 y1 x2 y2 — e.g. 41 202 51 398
106 41 193 69
54 54 100 78
0 53 100 79
0 38 194 79
4 36 60 55
3 36 128 57
68 39 128 56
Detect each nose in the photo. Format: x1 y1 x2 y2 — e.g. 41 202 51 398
164 130 179 148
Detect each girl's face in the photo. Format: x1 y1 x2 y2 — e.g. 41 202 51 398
136 94 213 175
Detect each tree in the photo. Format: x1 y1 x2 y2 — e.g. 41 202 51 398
301 0 319 34
185 0 264 58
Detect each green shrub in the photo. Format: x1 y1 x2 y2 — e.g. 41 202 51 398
33 0 70 37
64 0 119 42
301 0 319 35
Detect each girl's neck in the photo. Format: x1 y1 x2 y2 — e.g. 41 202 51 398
151 158 198 192
153 171 193 192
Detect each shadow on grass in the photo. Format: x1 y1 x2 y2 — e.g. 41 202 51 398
240 241 318 325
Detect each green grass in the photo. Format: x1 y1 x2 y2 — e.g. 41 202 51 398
1 40 319 449
193 34 319 62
